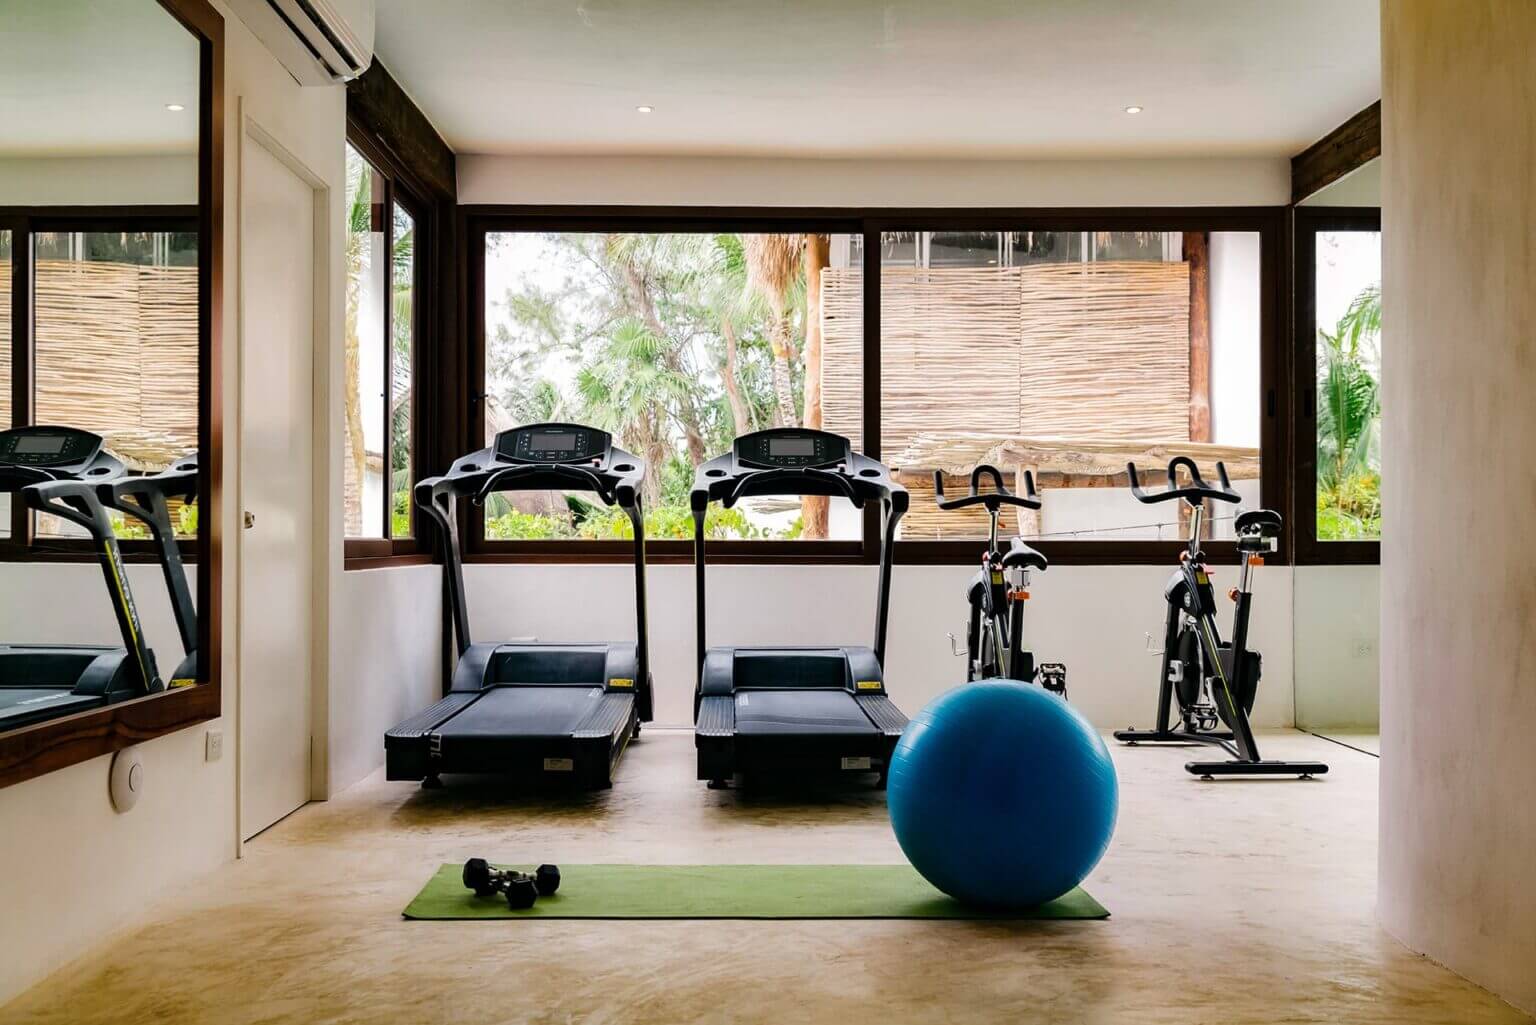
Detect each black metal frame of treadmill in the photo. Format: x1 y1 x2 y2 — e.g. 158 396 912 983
388 422 653 789
690 428 910 785
386 641 644 788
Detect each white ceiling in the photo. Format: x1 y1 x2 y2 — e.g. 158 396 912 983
0 0 199 159
376 0 1380 159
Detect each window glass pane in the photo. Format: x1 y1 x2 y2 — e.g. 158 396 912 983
880 229 1263 542
1314 229 1382 541
0 230 9 538
344 144 386 538
928 231 1000 267
482 231 862 541
390 203 415 539
32 229 199 540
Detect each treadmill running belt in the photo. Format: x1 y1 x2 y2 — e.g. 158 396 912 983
439 687 606 738
734 690 878 735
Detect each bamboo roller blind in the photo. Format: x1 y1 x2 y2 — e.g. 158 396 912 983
5 259 200 467
821 261 1191 459
820 261 1193 538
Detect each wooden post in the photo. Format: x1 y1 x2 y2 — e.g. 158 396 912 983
801 234 831 538
1185 231 1213 443
1013 465 1041 540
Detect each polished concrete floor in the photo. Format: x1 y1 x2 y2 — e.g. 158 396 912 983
5 729 1530 1025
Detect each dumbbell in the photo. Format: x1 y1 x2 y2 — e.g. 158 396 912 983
462 858 561 909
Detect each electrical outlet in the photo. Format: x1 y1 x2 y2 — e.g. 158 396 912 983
205 728 224 762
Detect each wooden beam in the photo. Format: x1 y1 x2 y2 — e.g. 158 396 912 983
347 60 455 202
1291 101 1381 204
1185 230 1212 442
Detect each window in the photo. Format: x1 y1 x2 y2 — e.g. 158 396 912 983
876 229 1264 544
343 142 418 550
1 218 200 545
471 212 1282 563
1294 209 1381 562
479 230 862 544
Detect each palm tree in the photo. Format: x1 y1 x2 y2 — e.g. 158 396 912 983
1316 284 1382 535
743 234 804 427
573 316 697 508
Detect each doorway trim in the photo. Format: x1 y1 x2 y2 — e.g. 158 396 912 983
234 105 333 851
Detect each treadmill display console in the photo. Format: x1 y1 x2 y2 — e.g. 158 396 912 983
0 427 101 468
736 430 847 469
496 424 610 464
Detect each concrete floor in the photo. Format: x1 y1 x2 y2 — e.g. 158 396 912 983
4 729 1529 1025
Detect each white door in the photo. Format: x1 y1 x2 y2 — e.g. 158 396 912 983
238 130 316 840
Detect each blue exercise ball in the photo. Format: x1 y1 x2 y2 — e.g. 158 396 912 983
887 681 1118 908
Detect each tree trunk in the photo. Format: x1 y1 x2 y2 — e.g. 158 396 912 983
800 234 830 538
720 316 752 436
768 313 799 428
1185 231 1213 442
343 319 365 536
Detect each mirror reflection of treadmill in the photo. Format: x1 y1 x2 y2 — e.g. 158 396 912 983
0 427 150 729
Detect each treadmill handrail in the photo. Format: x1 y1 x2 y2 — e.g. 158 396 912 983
414 428 652 707
22 479 163 695
472 462 625 508
689 436 909 710
93 455 199 661
719 465 861 508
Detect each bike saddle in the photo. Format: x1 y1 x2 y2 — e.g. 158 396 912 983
1235 508 1283 536
1003 538 1048 571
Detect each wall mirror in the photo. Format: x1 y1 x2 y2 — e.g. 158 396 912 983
0 0 221 787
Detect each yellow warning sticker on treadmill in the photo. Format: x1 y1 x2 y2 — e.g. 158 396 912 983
856 680 882 691
991 572 1004 585
1195 571 1209 585
609 678 634 688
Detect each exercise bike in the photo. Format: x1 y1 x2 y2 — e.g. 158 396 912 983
934 466 1066 697
1113 458 1326 779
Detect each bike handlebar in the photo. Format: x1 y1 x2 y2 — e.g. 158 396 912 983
1126 457 1240 506
933 464 1041 511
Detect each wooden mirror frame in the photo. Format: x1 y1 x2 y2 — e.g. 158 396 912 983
0 0 223 789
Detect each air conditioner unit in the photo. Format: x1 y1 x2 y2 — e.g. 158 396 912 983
227 0 375 85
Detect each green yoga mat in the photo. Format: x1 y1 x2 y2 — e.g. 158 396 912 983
404 864 1108 920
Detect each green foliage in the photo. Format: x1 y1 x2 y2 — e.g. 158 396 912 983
576 503 770 541
1318 470 1381 540
485 509 577 540
391 487 412 539
1316 283 1383 541
177 501 198 538
483 502 782 542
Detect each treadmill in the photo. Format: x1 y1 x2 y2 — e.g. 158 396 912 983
0 426 163 729
94 452 201 686
386 422 654 789
690 428 910 787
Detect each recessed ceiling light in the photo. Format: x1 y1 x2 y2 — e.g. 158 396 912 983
165 103 186 112
635 105 654 114
1124 105 1144 115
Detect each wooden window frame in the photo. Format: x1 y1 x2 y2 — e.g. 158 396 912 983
461 205 1290 567
1291 205 1381 566
342 125 432 566
0 0 224 790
